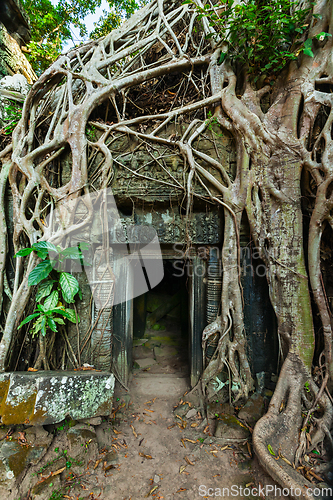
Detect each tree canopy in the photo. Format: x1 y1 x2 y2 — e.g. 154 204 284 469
21 0 143 74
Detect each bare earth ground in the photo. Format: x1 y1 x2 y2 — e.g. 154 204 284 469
7 329 289 500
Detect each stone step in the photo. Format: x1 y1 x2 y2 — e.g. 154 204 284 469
0 370 115 426
131 373 190 397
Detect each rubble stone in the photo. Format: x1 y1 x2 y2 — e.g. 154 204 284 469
0 371 115 425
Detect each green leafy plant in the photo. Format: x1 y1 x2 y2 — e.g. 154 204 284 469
267 444 276 455
85 124 97 141
16 241 89 337
2 101 23 135
188 0 330 80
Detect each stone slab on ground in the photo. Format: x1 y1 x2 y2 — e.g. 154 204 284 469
214 414 251 440
237 392 265 426
135 358 157 368
132 373 189 397
0 371 115 425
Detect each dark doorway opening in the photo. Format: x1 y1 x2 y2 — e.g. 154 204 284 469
132 259 189 375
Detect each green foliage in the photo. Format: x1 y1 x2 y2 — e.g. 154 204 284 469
267 444 276 455
190 0 330 80
1 101 22 135
90 0 145 39
21 0 145 74
21 0 102 74
85 124 97 141
16 242 90 337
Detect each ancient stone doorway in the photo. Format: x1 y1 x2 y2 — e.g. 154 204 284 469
112 251 206 388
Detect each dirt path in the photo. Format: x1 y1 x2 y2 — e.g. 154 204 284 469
84 371 285 500
7 366 288 500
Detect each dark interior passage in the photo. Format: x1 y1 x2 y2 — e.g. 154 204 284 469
132 259 189 375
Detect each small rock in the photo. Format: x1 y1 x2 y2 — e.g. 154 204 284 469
214 415 250 440
154 346 177 357
238 393 265 426
67 424 97 459
104 449 118 464
80 417 102 426
185 408 197 419
136 358 157 369
174 403 190 418
32 474 61 496
0 74 30 95
154 474 160 484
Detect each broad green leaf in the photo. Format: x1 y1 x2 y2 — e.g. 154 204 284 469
36 280 55 302
78 242 90 251
64 308 78 323
59 272 80 303
28 260 54 286
303 48 314 57
267 444 275 456
49 307 77 322
304 38 312 49
54 317 65 325
47 316 58 332
43 290 59 311
15 248 33 257
61 247 82 260
32 316 43 336
18 312 40 328
32 241 59 254
218 52 226 64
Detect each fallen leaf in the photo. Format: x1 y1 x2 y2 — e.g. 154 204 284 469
94 459 103 469
139 452 153 459
104 464 117 471
167 424 176 430
190 423 198 428
184 456 195 466
113 429 121 435
131 425 138 438
181 438 186 448
145 409 154 412
176 488 187 493
145 485 158 497
184 438 196 443
203 425 210 434
28 367 38 372
51 467 66 476
179 465 187 474
18 431 28 446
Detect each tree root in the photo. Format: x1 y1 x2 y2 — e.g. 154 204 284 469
253 352 332 499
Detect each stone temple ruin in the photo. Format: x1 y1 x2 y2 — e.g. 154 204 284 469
2 0 333 496
2 0 278 421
